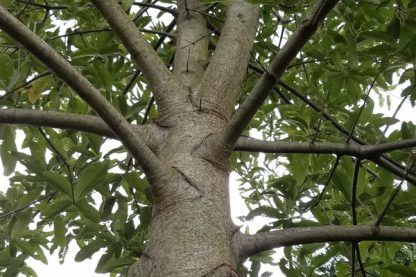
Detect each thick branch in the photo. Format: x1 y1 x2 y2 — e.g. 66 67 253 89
236 137 416 158
235 137 416 184
91 0 183 111
198 0 259 119
0 108 114 137
0 6 169 183
373 156 416 184
235 225 416 261
174 0 209 88
222 0 339 147
0 108 164 153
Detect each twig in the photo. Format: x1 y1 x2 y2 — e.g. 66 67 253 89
287 58 330 69
38 127 75 201
351 242 356 277
309 155 341 209
374 158 416 227
356 244 367 277
351 158 361 226
380 83 415 140
16 0 67 10
0 191 57 219
346 75 378 143
38 127 73 183
132 2 177 15
132 0 155 22
310 88 331 144
142 97 155 125
0 71 51 100
47 28 173 41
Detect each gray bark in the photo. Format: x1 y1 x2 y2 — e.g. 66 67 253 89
174 0 209 88
91 0 184 115
235 225 416 261
129 112 239 276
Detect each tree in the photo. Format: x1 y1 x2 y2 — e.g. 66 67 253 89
0 0 416 275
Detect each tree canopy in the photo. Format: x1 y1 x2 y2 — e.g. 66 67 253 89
1 0 416 276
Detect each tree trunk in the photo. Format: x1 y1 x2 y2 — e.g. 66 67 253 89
129 111 238 276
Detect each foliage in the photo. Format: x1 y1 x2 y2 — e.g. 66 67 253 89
0 0 415 276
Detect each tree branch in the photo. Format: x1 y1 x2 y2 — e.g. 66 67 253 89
0 108 114 137
16 0 67 10
174 0 209 88
122 19 176 95
132 2 177 15
235 137 416 184
0 108 164 151
235 225 416 261
0 6 170 184
235 137 416 158
373 156 416 184
221 0 339 147
198 0 259 119
91 0 183 112
47 27 174 41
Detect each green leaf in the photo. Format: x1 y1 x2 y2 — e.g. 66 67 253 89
74 240 105 262
401 121 416 139
95 255 134 273
139 206 151 230
43 171 73 198
290 154 308 186
0 0 14 7
386 16 401 39
112 196 127 232
4 258 24 277
76 199 101 223
345 78 361 102
120 0 134 9
74 161 109 201
27 77 49 103
100 196 116 220
93 61 112 92
41 199 72 219
386 264 416 276
20 266 38 277
53 216 66 247
9 210 32 239
13 239 47 264
123 172 149 192
0 249 13 266
0 126 17 176
246 206 283 221
0 53 13 89
86 134 103 154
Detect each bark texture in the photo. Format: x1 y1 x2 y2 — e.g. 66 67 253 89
129 112 239 276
